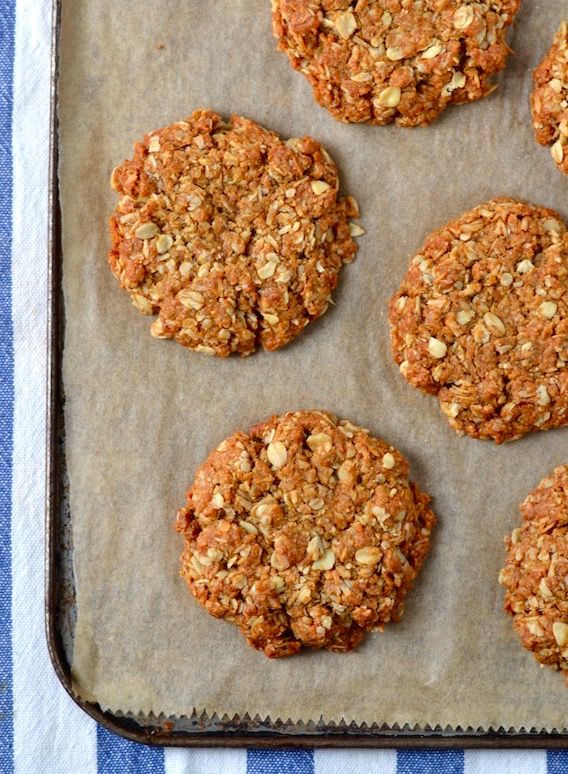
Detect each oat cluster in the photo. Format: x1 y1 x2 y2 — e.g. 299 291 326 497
176 410 436 658
532 23 568 175
272 0 520 127
109 109 360 356
499 465 568 684
389 198 568 443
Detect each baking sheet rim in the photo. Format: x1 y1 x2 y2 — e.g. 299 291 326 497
47 0 568 747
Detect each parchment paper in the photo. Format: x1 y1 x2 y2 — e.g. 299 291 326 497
60 0 568 730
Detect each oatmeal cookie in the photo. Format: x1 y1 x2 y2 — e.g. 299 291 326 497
176 410 436 657
499 465 568 685
109 110 361 356
389 198 568 443
532 23 568 175
272 0 520 127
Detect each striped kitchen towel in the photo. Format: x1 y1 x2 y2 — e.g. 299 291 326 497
1 0 567 772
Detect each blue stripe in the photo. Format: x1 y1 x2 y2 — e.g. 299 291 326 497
397 749 464 774
96 725 164 773
0 0 15 772
548 751 568 774
247 749 314 774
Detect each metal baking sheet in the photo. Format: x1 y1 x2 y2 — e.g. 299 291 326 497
46 0 568 747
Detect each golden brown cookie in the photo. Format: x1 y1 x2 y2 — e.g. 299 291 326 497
272 0 520 127
531 22 568 175
176 410 436 658
499 465 568 685
109 109 361 356
389 198 568 443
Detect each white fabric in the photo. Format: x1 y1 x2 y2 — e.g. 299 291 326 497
10 1 97 773
165 748 247 774
464 750 548 774
315 749 397 774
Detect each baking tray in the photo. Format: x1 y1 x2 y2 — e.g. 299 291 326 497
45 0 568 748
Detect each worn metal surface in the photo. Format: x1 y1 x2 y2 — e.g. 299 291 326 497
45 0 568 748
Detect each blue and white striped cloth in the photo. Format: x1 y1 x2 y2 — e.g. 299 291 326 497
1 1 568 772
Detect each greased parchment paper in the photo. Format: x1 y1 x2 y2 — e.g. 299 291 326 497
61 0 568 729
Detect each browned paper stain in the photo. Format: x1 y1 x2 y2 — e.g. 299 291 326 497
60 0 568 729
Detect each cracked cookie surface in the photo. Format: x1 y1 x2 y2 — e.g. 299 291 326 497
389 198 568 443
176 410 436 657
532 22 568 175
272 0 520 126
109 109 360 356
499 465 568 685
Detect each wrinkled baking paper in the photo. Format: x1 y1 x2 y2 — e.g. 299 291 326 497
60 0 568 730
